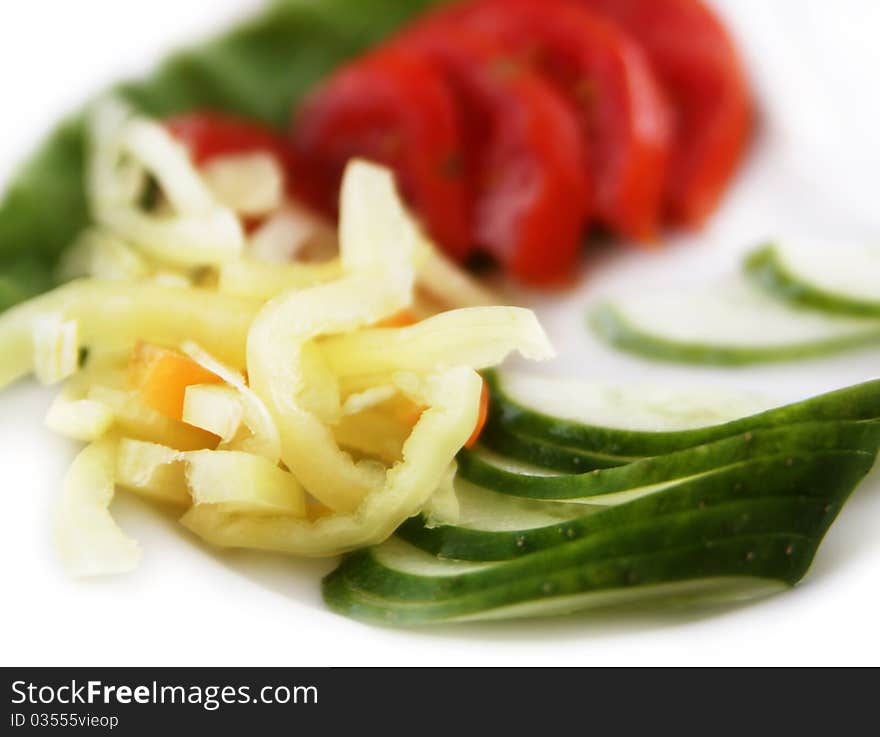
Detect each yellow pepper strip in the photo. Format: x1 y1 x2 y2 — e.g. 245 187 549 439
318 306 553 378
181 341 281 461
333 404 414 465
218 258 343 301
185 450 307 516
180 367 481 557
89 99 244 266
182 384 244 443
245 160 421 512
45 373 116 442
115 439 305 515
247 270 411 511
87 385 218 451
32 313 80 385
0 279 260 389
116 438 190 506
54 436 141 577
415 239 497 308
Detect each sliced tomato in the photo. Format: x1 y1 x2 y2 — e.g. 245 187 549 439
579 0 753 227
449 0 671 243
393 25 591 284
166 111 288 166
288 48 472 261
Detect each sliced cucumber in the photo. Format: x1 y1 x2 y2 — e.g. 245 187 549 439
746 242 880 317
493 372 775 432
324 449 873 624
420 478 593 535
589 278 880 365
480 422 634 473
323 535 807 626
460 421 880 502
487 371 880 458
400 450 874 561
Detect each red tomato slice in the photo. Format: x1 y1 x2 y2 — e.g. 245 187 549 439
579 0 753 227
393 25 591 284
166 111 288 166
288 48 472 261
448 0 672 243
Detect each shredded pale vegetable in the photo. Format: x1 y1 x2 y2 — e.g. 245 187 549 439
181 341 280 461
32 313 80 385
0 279 259 389
45 373 115 442
54 437 141 577
319 306 553 377
182 384 243 442
181 367 481 556
116 438 189 506
201 152 284 217
1 100 554 572
89 99 244 266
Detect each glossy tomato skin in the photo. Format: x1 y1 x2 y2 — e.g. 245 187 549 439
392 24 591 284
579 0 753 227
166 111 289 166
288 48 472 261
453 0 672 243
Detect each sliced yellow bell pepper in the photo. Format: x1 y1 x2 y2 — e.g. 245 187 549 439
0 279 259 389
54 436 141 577
181 366 481 556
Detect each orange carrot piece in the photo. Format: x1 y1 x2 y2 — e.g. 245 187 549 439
129 342 224 420
375 310 418 328
465 380 490 449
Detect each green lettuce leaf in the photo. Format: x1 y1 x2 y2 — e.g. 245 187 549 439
0 0 444 311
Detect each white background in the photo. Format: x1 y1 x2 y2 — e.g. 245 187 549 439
1 1 879 666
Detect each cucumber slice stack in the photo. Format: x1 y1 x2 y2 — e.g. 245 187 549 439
590 241 880 365
323 374 880 625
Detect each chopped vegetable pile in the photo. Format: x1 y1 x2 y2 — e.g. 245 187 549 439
0 100 549 570
0 0 875 629
0 0 752 311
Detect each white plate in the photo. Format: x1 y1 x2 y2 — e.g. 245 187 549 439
2 0 879 666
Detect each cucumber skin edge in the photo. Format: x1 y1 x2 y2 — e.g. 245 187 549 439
484 370 880 455
321 534 813 626
398 449 874 562
589 298 880 366
323 449 873 618
745 243 880 318
459 420 880 501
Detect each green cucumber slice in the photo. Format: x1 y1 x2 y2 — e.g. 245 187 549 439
325 563 785 623
400 449 874 561
492 371 775 433
323 449 873 624
323 535 806 625
589 279 880 365
746 242 880 317
460 420 880 502
424 479 593 535
479 422 634 473
487 371 880 457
